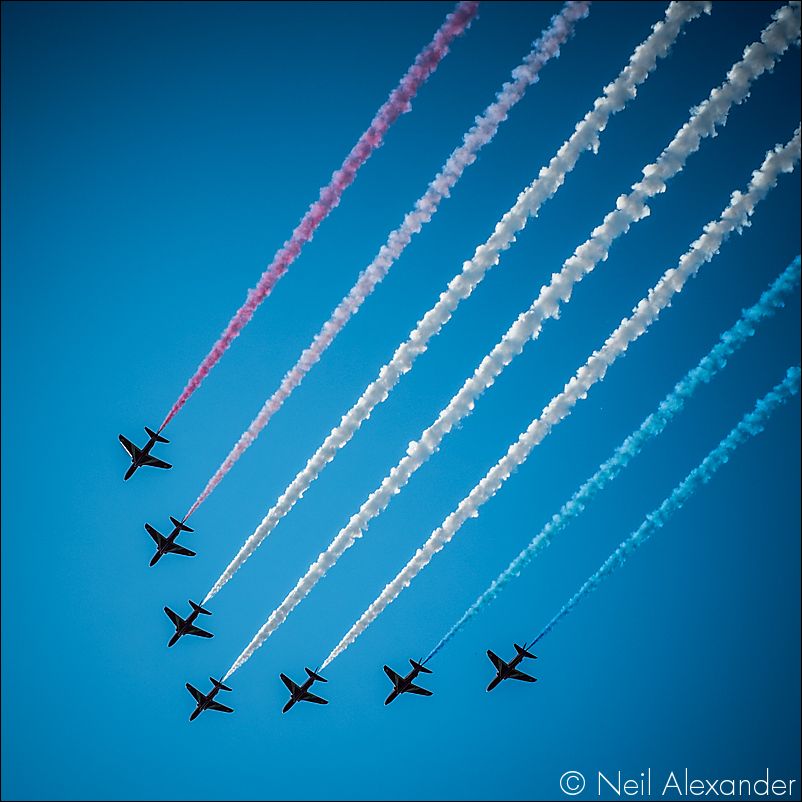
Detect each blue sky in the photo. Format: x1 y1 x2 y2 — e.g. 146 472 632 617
2 3 800 800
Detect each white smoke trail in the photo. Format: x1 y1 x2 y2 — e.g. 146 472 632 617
320 128 801 670
185 0 593 520
221 21 800 678
531 366 800 645
425 256 800 662
205 0 714 606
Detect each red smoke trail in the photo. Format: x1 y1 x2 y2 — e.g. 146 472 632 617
159 1 479 432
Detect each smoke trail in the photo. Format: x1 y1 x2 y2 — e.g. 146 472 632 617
205 0 717 605
158 1 480 431
319 128 800 670
184 0 594 520
221 21 801 675
425 256 800 662
531 366 800 645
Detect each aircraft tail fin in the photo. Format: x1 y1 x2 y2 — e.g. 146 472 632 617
189 600 212 616
145 426 169 444
305 667 327 683
410 659 432 674
211 677 232 692
170 516 194 533
514 643 537 660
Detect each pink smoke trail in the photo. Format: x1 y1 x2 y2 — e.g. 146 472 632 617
184 1 590 520
159 1 480 433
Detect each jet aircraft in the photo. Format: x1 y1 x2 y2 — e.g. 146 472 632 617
146 515 195 567
164 600 213 647
383 659 433 705
280 667 328 713
486 643 537 692
186 676 234 721
118 427 171 481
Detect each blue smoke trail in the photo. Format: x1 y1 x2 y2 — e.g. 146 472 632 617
530 365 800 646
425 257 800 662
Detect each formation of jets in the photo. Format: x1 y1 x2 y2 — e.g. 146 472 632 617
119 428 540 718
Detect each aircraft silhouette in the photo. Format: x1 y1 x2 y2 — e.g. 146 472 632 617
186 677 233 721
486 643 537 691
118 427 171 480
164 600 213 647
383 659 433 705
145 516 194 567
280 667 328 713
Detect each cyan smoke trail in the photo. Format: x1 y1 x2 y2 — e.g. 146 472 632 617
425 256 800 662
158 1 479 431
206 0 710 607
184 0 592 520
530 366 801 646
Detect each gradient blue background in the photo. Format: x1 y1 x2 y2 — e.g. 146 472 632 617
2 3 800 800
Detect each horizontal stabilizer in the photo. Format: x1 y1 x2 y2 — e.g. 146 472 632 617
514 643 537 660
170 516 194 533
145 426 169 444
305 667 327 683
410 659 432 674
189 600 212 615
211 677 232 692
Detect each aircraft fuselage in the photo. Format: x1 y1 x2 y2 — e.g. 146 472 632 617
190 687 220 721
149 525 183 566
290 676 315 702
385 666 427 705
497 652 524 681
168 609 199 646
124 435 158 480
